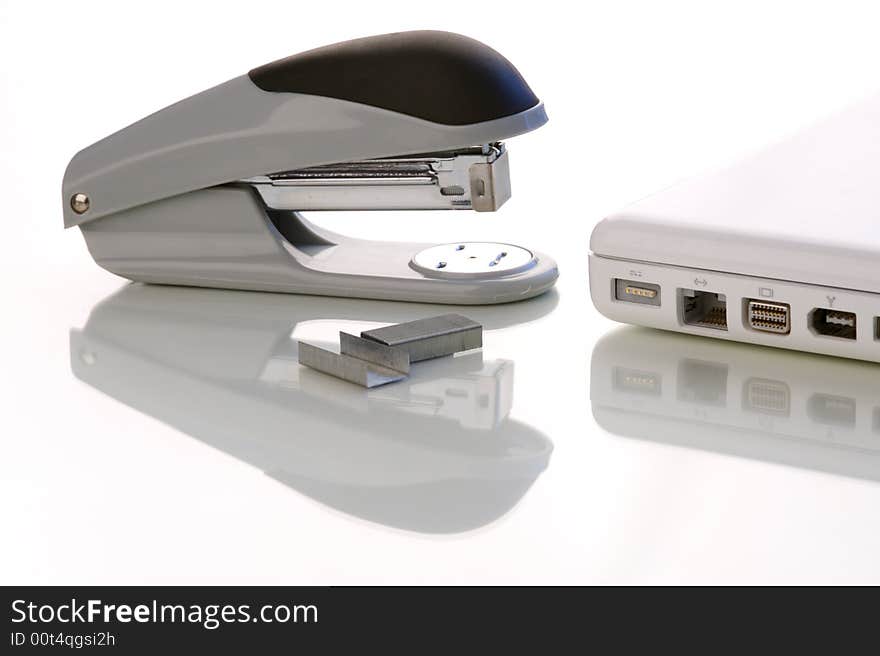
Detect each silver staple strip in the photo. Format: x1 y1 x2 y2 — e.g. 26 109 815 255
299 314 483 387
360 314 482 362
297 342 407 388
339 332 410 374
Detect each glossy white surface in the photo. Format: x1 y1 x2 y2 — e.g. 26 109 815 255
5 0 880 585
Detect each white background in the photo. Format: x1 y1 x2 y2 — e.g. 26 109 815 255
4 0 880 584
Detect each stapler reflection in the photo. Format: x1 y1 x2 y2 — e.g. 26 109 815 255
591 327 880 482
70 285 554 533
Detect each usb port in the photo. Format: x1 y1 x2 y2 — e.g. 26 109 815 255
808 393 856 428
809 308 857 340
746 300 790 335
743 377 790 417
614 279 661 306
679 289 728 331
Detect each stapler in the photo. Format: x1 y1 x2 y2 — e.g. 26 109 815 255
62 31 558 304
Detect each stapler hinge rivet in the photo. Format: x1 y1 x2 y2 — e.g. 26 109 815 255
71 193 90 214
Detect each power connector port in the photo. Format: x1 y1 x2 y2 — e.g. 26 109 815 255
614 279 661 306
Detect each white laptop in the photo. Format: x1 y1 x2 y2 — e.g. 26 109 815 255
590 93 880 363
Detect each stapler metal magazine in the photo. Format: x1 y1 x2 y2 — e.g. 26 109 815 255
62 31 558 304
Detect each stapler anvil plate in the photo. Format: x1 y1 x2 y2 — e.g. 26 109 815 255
62 31 558 304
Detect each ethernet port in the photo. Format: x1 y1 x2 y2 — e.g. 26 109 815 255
809 308 857 340
676 359 728 407
679 288 728 331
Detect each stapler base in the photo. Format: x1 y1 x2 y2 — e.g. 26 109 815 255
79 186 558 305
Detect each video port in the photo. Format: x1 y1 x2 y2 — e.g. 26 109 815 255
809 308 857 340
746 300 790 335
743 377 790 417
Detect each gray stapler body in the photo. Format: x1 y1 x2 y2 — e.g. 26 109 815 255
62 31 558 304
